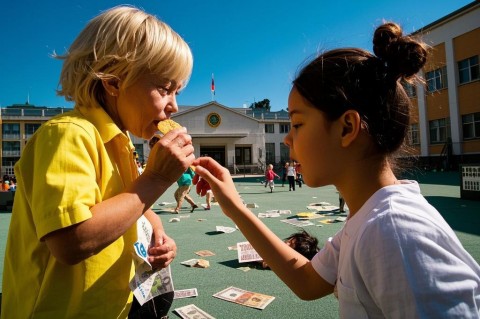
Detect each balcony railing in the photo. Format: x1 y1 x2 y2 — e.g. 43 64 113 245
2 151 21 157
1 108 69 117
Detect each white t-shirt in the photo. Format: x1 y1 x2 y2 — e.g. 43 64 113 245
311 180 480 319
287 166 296 177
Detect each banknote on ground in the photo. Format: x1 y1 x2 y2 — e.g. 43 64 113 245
213 286 275 310
237 241 262 263
174 288 198 299
174 304 215 319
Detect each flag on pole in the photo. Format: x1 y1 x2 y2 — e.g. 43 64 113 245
211 73 215 96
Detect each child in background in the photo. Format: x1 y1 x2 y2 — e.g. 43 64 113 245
193 21 480 317
261 230 319 269
265 164 280 193
173 167 198 213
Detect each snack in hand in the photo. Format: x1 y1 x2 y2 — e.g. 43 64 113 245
157 119 182 135
149 119 182 148
151 119 195 171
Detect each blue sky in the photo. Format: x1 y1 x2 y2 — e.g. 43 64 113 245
0 1 474 112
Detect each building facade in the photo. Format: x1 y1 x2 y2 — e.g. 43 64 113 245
0 102 291 176
409 1 480 169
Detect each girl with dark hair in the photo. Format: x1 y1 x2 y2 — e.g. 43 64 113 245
193 22 480 317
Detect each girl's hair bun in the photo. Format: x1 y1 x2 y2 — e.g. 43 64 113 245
373 22 428 80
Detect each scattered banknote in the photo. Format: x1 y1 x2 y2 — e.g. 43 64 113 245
213 286 275 310
319 216 347 224
195 250 216 257
174 288 198 299
306 202 339 212
296 212 324 220
130 216 174 305
237 241 262 263
174 304 215 319
262 209 292 215
181 259 200 267
280 219 314 227
246 203 259 208
215 225 237 233
181 258 210 268
258 212 280 218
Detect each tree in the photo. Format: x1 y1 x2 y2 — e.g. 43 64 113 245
250 99 271 111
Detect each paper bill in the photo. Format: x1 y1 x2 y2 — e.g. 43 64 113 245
130 215 174 305
180 258 210 268
306 202 339 212
280 219 315 227
130 263 174 305
296 212 324 220
237 241 262 263
181 258 201 267
174 288 198 299
215 225 237 233
174 304 215 319
213 286 275 310
258 212 280 218
195 250 216 257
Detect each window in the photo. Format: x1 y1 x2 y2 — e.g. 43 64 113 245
279 123 290 134
2 123 20 139
265 143 275 165
265 124 274 133
462 112 480 140
280 143 290 163
2 157 17 168
235 146 251 165
25 123 42 137
408 123 420 145
403 81 417 98
458 56 479 84
429 118 450 144
2 141 21 156
426 67 448 92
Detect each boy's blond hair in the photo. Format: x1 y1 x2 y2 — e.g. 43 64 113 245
55 6 193 108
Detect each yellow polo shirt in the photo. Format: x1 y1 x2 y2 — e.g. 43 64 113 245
2 106 138 318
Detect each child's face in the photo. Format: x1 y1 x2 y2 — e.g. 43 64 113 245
284 88 343 187
113 73 183 139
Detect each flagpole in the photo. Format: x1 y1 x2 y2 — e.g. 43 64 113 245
211 73 215 101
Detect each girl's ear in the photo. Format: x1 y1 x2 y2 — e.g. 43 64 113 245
101 78 120 97
339 110 361 147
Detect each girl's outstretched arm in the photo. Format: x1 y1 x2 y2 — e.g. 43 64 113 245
192 157 333 300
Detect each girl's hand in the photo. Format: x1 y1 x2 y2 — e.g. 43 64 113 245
192 157 244 218
143 127 195 185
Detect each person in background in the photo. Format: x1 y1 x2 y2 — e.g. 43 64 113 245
173 167 198 213
1 6 194 318
294 161 303 188
286 161 296 191
193 22 480 317
1 176 10 192
261 230 319 269
265 163 280 193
